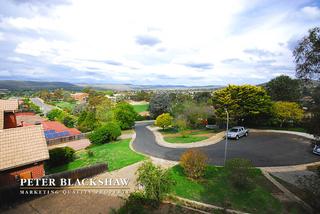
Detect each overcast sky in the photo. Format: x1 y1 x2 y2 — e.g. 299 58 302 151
0 0 319 85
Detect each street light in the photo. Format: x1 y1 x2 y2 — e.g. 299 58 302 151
224 108 229 166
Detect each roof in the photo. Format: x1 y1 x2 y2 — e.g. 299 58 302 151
0 99 18 111
42 121 81 137
16 112 45 125
0 125 49 171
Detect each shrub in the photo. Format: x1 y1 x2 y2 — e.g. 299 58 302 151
180 149 208 179
155 113 173 130
136 161 175 205
110 192 152 214
88 122 121 144
224 158 256 190
62 115 76 128
46 147 75 168
86 150 94 157
47 109 64 121
174 118 188 137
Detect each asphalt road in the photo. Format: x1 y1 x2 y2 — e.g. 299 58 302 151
132 122 320 167
31 97 54 114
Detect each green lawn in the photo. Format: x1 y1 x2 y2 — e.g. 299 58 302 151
169 165 283 213
52 101 76 111
46 139 145 174
164 136 208 143
132 104 149 113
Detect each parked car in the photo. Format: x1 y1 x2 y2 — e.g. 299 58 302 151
227 126 248 140
313 145 320 155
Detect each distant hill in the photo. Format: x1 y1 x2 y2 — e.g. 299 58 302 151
77 83 223 91
0 80 82 91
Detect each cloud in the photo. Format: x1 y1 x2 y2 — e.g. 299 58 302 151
135 35 161 46
0 0 319 85
243 48 279 58
183 62 213 70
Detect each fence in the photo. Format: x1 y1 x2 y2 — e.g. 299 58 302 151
46 133 89 145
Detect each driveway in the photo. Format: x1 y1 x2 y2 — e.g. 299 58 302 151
31 97 54 115
132 122 320 167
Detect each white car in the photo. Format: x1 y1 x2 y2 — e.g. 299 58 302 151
227 126 248 140
313 145 320 155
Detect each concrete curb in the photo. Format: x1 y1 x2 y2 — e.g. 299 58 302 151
147 126 225 148
169 196 250 214
250 129 315 140
261 170 313 213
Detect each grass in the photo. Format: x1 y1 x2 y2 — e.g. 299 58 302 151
132 104 149 113
164 136 209 143
46 139 145 174
160 128 220 143
169 165 283 213
52 101 76 111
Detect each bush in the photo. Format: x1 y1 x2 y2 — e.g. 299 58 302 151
88 122 121 144
47 109 64 121
62 115 76 128
224 158 256 190
136 161 175 205
180 149 208 179
155 113 173 130
46 147 75 168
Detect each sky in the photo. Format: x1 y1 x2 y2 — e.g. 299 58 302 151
0 0 319 86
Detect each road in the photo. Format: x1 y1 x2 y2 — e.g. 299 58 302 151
132 122 320 167
31 97 54 115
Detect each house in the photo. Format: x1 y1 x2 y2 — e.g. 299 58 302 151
71 92 88 102
0 100 49 186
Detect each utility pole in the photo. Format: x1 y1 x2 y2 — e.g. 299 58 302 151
224 108 229 166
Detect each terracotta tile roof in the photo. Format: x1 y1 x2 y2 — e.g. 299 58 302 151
0 99 18 111
41 121 81 138
16 112 45 125
0 125 49 171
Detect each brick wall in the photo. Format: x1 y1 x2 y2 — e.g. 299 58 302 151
0 162 45 186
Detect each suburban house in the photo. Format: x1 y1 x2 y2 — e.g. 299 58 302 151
0 100 49 186
71 92 88 102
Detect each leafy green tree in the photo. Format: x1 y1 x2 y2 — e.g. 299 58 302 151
62 115 76 128
77 110 98 132
113 102 137 129
266 75 301 101
293 27 320 80
47 109 64 121
155 113 173 130
136 161 175 204
149 93 171 118
212 85 272 125
272 101 304 127
193 91 213 103
172 101 213 128
88 122 121 144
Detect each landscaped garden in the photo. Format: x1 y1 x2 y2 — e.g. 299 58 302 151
51 101 76 112
46 139 145 174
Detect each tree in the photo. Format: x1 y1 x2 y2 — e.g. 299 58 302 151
293 27 320 80
88 122 121 144
180 149 208 179
113 102 137 129
136 161 175 204
47 109 64 121
193 91 213 103
266 75 301 101
212 85 272 125
171 101 214 128
155 113 173 130
77 110 98 132
272 101 304 127
149 93 171 118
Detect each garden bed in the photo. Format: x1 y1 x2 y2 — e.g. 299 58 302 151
46 139 145 174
